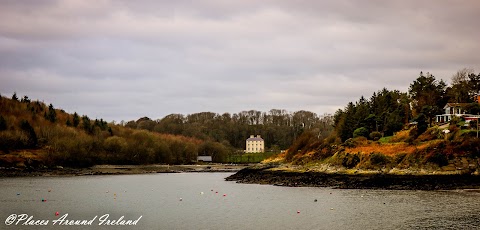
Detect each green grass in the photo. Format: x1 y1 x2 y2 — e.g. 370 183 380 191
460 129 479 135
378 136 393 143
226 152 279 164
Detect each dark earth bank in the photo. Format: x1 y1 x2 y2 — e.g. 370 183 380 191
226 167 480 190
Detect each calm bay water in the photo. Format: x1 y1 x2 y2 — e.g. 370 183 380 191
1 173 480 229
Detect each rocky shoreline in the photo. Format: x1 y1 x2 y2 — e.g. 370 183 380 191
225 166 480 190
0 164 247 177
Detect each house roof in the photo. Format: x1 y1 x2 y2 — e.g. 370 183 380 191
246 137 264 141
444 103 470 109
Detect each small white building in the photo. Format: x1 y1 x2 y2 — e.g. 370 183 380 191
197 156 212 162
245 135 264 153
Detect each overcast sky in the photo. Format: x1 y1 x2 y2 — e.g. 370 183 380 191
1 0 480 122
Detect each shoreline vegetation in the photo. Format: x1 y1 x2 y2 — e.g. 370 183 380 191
0 164 248 177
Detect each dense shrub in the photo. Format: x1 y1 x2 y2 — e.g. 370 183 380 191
390 129 410 142
353 127 369 138
0 131 30 152
369 152 391 166
407 127 419 144
343 136 368 148
312 143 336 160
456 137 480 157
369 131 382 141
449 116 462 126
20 120 37 148
394 152 407 164
342 153 360 168
425 152 449 166
0 115 6 131
417 127 442 142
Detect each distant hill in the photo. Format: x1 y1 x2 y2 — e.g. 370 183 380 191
122 110 334 151
0 93 225 168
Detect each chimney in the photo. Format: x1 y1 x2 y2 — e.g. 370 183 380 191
250 135 254 138
257 135 261 138
477 95 480 104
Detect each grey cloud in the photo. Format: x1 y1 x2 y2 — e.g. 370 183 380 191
1 0 480 121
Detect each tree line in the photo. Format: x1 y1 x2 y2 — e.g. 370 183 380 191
0 94 211 167
121 109 334 151
333 69 480 142
0 93 333 167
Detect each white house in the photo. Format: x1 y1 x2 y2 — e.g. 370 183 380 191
245 135 264 153
436 103 470 123
436 102 480 123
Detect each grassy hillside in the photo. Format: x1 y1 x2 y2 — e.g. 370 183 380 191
266 126 480 174
0 94 232 168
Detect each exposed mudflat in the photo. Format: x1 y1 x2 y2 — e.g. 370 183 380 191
0 164 247 177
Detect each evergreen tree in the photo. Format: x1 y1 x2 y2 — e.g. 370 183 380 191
82 115 93 134
338 102 357 141
364 114 377 132
21 95 30 103
414 113 428 135
46 104 56 122
408 72 446 118
72 112 80 127
20 120 37 148
468 73 480 99
12 92 18 101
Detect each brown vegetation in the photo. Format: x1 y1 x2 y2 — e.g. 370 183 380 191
0 94 224 168
277 126 480 173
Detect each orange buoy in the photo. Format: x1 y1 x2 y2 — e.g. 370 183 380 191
55 212 59 216
223 194 226 197
297 211 300 214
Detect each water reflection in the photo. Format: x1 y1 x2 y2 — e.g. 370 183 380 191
1 173 479 229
